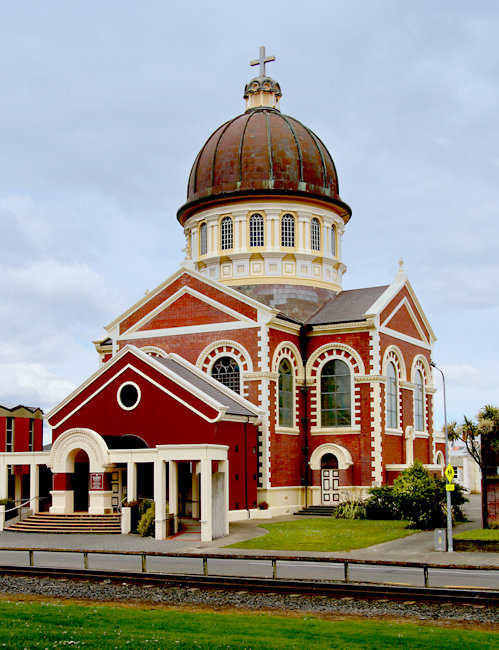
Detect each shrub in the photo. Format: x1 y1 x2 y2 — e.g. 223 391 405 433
0 498 17 521
257 501 269 510
392 460 445 529
137 502 155 537
365 485 400 520
435 478 469 524
332 500 366 519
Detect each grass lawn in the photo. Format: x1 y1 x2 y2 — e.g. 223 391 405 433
454 528 499 540
0 599 496 649
227 518 417 551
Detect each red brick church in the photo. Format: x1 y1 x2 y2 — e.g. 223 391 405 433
0 49 445 540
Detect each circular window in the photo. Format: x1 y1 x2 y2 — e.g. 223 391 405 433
117 382 141 410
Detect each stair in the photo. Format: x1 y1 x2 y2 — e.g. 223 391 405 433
7 513 122 534
294 505 337 517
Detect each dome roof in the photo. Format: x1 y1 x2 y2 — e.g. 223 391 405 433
177 105 351 225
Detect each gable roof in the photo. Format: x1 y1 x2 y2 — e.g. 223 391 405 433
155 357 256 418
306 286 389 325
46 344 261 426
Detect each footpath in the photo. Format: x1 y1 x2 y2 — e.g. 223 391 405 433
0 494 496 568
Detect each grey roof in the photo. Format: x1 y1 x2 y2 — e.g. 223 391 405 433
155 358 258 418
0 404 43 414
306 286 389 325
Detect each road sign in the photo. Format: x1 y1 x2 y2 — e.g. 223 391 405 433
445 464 455 483
445 483 455 491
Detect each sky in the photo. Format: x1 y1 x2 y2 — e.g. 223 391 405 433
0 1 498 433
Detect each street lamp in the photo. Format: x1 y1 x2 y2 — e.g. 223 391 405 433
430 361 453 552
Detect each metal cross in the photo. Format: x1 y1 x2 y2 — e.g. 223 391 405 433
250 46 275 77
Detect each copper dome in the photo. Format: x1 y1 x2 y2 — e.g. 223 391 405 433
177 106 351 225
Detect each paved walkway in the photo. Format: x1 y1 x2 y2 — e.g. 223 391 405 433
0 494 496 567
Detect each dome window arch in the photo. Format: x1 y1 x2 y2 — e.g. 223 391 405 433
311 218 321 251
249 213 264 247
386 361 398 429
220 216 233 250
320 359 351 427
281 213 295 248
331 224 336 256
211 356 240 394
199 222 208 255
414 369 425 431
278 358 294 427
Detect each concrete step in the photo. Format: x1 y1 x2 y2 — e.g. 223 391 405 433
294 506 337 517
7 513 121 534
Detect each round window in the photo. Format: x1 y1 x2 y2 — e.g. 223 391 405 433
117 382 141 410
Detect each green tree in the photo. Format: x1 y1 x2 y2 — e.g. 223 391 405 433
448 404 499 528
392 460 442 529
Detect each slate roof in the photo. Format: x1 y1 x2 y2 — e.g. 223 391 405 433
155 358 258 418
305 286 389 325
0 404 43 415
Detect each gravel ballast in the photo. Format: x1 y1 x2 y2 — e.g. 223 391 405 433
0 575 496 625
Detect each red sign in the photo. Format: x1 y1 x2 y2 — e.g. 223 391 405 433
90 473 103 490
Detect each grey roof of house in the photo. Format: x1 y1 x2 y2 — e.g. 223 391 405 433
306 285 389 325
155 358 258 418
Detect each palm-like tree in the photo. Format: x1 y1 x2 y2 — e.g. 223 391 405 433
448 405 499 528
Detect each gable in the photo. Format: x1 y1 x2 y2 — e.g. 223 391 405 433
47 350 223 432
380 288 430 345
136 292 239 332
383 302 425 341
112 270 263 336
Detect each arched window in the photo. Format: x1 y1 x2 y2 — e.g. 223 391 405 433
221 217 233 250
321 359 351 427
414 370 424 431
212 356 240 393
249 213 264 247
321 453 338 469
278 359 293 427
200 222 207 255
331 224 336 256
281 214 295 247
311 218 320 251
386 362 398 429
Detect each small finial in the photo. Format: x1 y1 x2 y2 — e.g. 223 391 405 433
144 289 149 296
250 46 275 78
398 257 404 273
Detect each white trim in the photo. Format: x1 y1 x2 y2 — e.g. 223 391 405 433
309 443 353 470
381 296 429 345
379 327 432 350
119 320 257 340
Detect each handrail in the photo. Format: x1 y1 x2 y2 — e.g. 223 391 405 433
0 546 496 588
3 497 39 514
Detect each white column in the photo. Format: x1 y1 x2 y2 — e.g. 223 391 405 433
168 460 178 535
14 468 21 502
29 464 39 513
0 464 8 500
154 459 167 540
220 459 229 535
199 458 212 542
127 461 137 502
191 464 200 519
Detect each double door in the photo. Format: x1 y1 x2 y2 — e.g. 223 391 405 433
321 469 339 504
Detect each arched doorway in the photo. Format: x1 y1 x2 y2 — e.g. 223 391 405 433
72 449 89 512
320 453 339 504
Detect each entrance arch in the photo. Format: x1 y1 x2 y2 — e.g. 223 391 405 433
309 444 353 506
48 429 111 514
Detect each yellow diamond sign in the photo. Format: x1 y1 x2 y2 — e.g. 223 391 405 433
445 464 455 483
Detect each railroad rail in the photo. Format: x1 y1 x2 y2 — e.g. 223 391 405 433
0 564 497 606
0 547 497 606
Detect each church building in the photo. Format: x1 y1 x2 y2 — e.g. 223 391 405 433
0 49 445 540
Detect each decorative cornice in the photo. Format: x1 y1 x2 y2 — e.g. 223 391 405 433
354 375 385 383
244 372 278 381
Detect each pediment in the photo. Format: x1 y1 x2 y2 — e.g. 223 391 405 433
381 297 429 344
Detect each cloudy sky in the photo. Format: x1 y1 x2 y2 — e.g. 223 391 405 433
1 1 498 433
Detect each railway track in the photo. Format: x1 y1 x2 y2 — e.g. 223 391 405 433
0 564 497 607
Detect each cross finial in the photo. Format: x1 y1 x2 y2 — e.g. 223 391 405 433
398 257 404 272
250 46 275 78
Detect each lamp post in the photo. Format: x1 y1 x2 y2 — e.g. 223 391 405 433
430 361 453 552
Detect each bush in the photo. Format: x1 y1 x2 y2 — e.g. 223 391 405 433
435 478 469 524
365 485 400 520
332 500 366 519
0 498 17 521
392 460 447 529
137 502 155 537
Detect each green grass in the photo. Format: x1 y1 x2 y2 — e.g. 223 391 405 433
454 528 499 540
227 518 417 551
0 600 495 648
